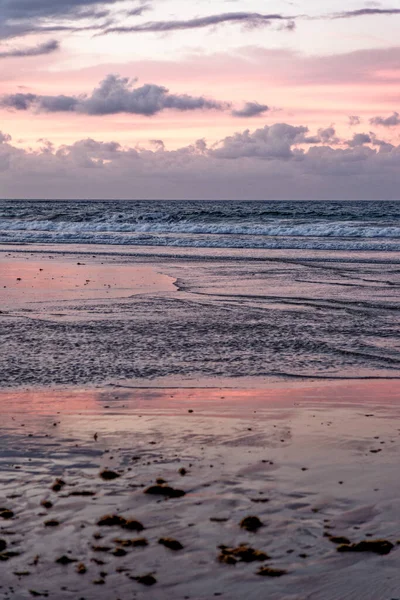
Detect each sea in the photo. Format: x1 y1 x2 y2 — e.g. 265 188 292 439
1 199 400 386
1 199 400 251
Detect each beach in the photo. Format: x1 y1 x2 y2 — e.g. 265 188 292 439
1 200 400 598
1 383 400 599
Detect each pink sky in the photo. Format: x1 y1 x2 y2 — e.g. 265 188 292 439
1 0 400 198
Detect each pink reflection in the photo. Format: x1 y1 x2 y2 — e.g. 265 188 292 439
0 256 175 308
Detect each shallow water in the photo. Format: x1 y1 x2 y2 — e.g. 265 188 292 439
0 246 400 386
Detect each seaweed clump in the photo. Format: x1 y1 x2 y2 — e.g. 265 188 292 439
99 470 121 481
97 515 144 531
257 566 288 577
144 485 185 499
133 574 157 586
218 544 269 565
158 538 184 551
240 516 264 532
337 539 394 555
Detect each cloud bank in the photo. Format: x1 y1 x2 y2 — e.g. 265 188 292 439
1 122 400 200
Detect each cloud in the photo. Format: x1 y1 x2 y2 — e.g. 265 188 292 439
349 115 361 126
210 123 310 159
347 133 371 147
0 74 229 116
0 0 136 39
333 8 400 19
104 12 295 35
210 125 341 160
0 39 59 58
0 131 11 143
2 122 400 200
232 102 269 118
302 127 339 145
370 112 400 127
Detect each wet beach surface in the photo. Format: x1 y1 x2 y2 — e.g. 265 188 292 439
1 247 400 386
0 384 400 600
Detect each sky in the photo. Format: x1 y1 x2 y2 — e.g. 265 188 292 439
1 0 400 199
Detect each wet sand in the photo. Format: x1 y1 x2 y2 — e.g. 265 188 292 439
1 249 400 598
1 382 400 599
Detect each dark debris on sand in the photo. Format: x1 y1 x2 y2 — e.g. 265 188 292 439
158 537 184 551
257 566 288 577
99 469 121 481
144 484 186 498
218 544 269 565
55 555 78 565
337 539 394 555
97 514 144 531
51 479 66 492
114 537 148 547
324 533 351 545
240 516 263 532
133 573 157 586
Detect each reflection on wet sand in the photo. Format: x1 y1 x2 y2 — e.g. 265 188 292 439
0 382 400 599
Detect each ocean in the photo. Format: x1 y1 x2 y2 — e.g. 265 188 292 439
1 199 400 386
1 199 400 251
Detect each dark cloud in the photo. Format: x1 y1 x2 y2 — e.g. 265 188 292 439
0 0 136 39
370 112 400 127
0 74 229 116
333 8 400 19
0 39 59 58
232 102 269 118
1 0 113 20
104 12 295 35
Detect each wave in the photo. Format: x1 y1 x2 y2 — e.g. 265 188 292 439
2 219 400 238
2 229 400 251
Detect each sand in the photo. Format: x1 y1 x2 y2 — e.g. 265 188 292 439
1 382 400 599
1 248 400 598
